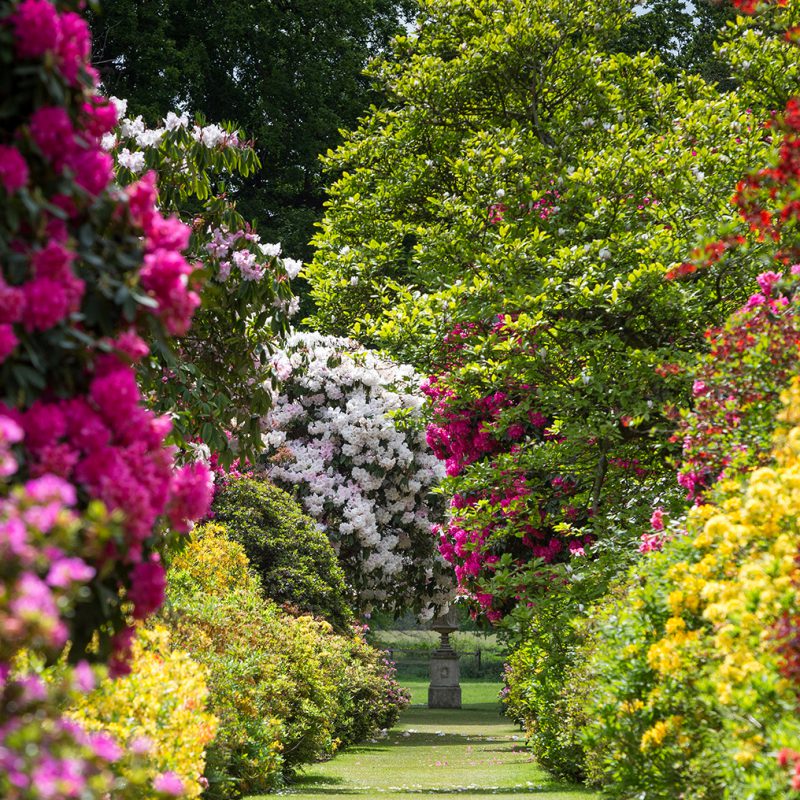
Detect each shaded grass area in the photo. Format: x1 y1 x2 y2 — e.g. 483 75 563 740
251 681 596 800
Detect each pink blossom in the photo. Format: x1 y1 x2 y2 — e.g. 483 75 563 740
72 661 95 692
56 12 91 86
692 380 708 397
11 573 66 647
25 474 76 506
10 0 61 60
0 276 25 324
89 365 140 427
140 250 200 335
0 414 24 447
112 330 150 362
21 404 66 455
0 324 18 363
108 626 136 678
32 241 75 280
167 462 213 533
81 96 118 138
0 145 29 194
88 733 121 762
650 507 665 531
22 278 70 332
147 214 191 252
744 292 767 311
29 107 75 165
65 148 113 196
127 558 166 619
507 423 525 440
126 171 158 231
153 771 185 796
46 557 95 589
639 532 664 554
756 270 782 296
130 736 154 755
568 540 586 557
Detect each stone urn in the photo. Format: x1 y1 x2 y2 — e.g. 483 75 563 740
428 608 462 709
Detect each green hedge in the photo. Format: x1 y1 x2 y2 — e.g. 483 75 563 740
212 477 354 629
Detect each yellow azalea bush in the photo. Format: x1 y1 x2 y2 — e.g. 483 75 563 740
163 523 409 798
169 522 256 596
69 626 218 799
584 378 800 799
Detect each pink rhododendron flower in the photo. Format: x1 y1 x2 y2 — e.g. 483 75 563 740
147 213 191 252
0 145 29 194
25 474 76 506
153 772 185 796
140 249 200 335
81 96 118 138
10 0 61 60
22 278 70 332
112 330 150 362
639 532 664 554
29 106 74 165
126 171 158 230
89 365 140 428
65 148 113 196
130 736 154 755
507 423 525 440
46 557 94 589
72 661 95 693
756 270 782 296
0 324 18 364
56 12 91 86
0 276 25 324
568 540 586 557
108 626 135 678
127 558 166 620
88 733 121 762
650 507 665 531
167 461 214 533
744 292 767 310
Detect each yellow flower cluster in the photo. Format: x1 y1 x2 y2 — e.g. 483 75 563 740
70 626 218 799
640 715 684 752
632 379 800 765
170 522 255 595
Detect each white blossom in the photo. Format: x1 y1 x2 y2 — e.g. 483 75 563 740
164 111 190 131
118 148 146 173
260 332 454 614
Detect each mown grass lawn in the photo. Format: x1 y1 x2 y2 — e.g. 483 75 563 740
250 680 596 800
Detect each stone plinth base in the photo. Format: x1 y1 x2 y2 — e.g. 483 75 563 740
428 685 462 708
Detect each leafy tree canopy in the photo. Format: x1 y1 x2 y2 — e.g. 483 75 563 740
89 0 413 260
304 0 779 626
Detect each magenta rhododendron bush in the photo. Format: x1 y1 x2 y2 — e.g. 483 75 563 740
0 0 213 796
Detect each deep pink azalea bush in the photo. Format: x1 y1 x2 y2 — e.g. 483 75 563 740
424 319 597 622
0 0 213 796
672 274 800 504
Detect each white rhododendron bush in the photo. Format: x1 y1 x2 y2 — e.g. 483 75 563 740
262 333 453 617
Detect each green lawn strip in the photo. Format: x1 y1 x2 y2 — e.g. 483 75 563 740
252 681 596 799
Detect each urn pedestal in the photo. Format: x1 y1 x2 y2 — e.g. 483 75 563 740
428 610 462 709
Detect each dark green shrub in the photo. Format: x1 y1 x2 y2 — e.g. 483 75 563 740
212 478 354 629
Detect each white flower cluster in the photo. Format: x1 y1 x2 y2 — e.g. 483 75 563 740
103 98 241 165
261 332 454 616
205 227 301 308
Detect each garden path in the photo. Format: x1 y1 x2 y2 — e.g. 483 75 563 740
256 680 596 800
